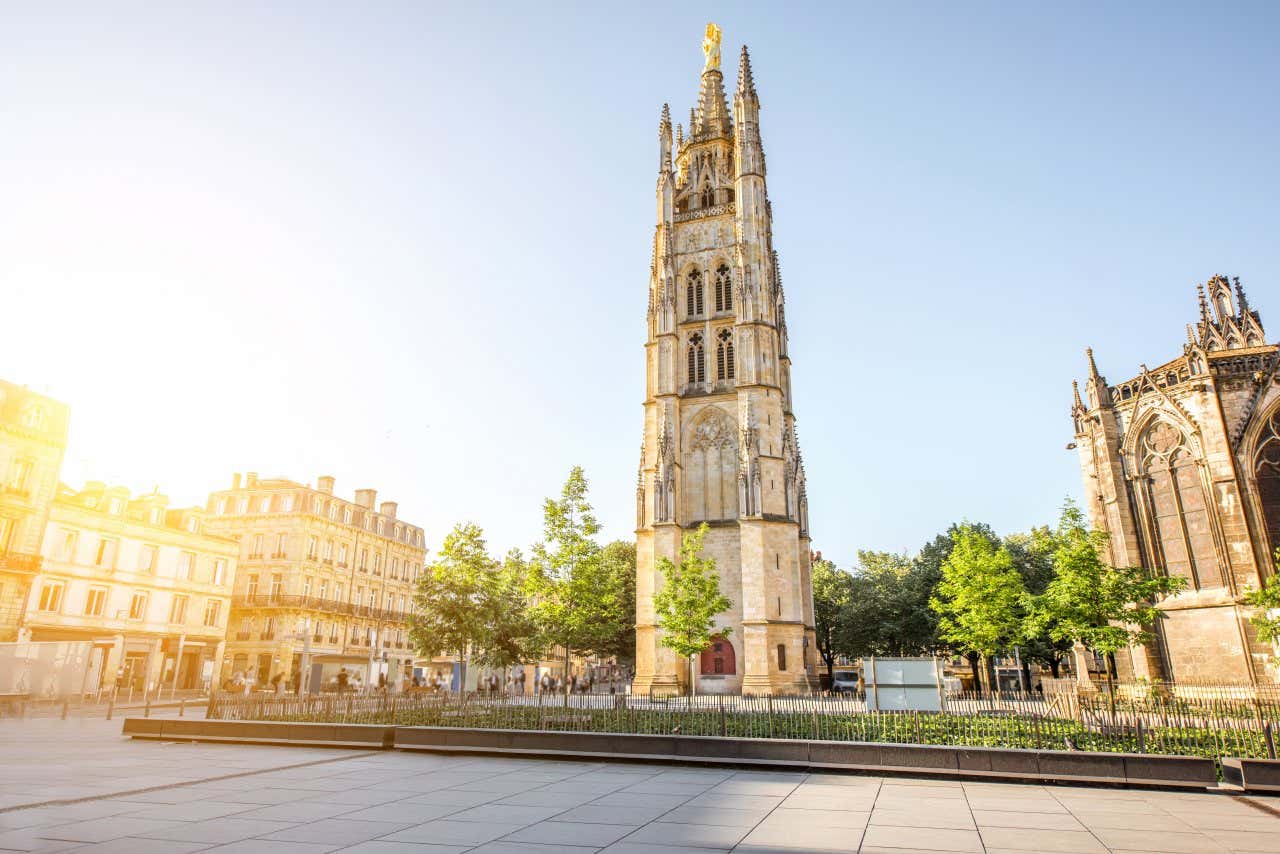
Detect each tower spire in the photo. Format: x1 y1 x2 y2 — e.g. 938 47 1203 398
658 103 672 171
1072 380 1084 409
1086 346 1101 380
1084 347 1110 409
738 45 756 96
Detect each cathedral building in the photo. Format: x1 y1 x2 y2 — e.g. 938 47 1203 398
1072 275 1280 683
633 25 816 696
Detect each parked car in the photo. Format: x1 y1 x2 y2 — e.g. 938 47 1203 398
831 672 860 695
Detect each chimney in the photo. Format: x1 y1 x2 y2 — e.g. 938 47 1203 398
317 475 335 495
231 473 242 490
379 501 398 520
245 472 259 488
354 488 377 509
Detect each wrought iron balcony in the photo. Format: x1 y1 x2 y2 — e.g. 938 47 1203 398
0 551 42 574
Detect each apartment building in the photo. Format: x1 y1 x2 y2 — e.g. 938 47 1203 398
0 381 70 641
205 473 425 690
25 483 238 691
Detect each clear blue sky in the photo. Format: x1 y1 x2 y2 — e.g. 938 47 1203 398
2 2 1277 566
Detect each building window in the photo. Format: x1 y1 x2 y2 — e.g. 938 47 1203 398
323 539 334 562
1140 422 1221 589
169 594 189 623
716 328 735 381
777 644 787 672
84 587 108 617
251 534 263 558
185 516 199 533
338 544 348 567
262 616 277 640
212 559 227 586
95 538 118 569
302 576 313 598
274 533 287 558
1254 406 1280 556
343 508 352 525
259 496 272 513
269 573 283 599
359 547 368 571
307 536 318 560
319 579 329 600
687 333 706 385
335 582 344 602
177 551 195 581
22 406 45 430
149 507 162 525
138 545 157 573
7 459 32 493
204 599 221 627
281 494 294 512
686 270 705 317
128 591 148 620
216 497 228 515
236 497 249 514
328 502 337 520
714 264 732 313
37 581 64 612
245 574 259 599
58 530 77 562
377 519 385 535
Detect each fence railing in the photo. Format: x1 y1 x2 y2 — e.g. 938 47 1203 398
206 686 1280 763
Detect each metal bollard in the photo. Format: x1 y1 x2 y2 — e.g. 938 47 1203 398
106 696 114 720
144 697 151 718
179 698 186 717
61 699 69 720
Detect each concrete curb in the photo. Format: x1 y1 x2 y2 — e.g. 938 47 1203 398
122 718 1217 789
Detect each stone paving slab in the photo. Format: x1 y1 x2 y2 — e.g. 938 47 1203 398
4 714 1280 851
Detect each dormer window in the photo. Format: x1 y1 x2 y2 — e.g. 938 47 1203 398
22 406 45 431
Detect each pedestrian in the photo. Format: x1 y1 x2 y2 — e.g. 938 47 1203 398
337 667 350 691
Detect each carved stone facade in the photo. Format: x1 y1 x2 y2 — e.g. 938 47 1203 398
633 30 816 696
1073 275 1280 683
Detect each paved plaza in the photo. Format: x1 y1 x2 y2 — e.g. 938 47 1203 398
2 715 1280 853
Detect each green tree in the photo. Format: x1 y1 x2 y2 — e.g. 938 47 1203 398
1026 500 1185 687
526 467 626 692
409 522 533 687
1006 525 1072 683
1243 550 1280 661
811 557 854 678
653 523 732 695
836 550 938 659
930 526 1027 693
599 540 638 666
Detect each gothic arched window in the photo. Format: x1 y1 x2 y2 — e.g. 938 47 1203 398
714 264 732 313
687 333 705 385
686 271 704 318
716 328 735 381
1141 422 1221 588
1254 407 1280 558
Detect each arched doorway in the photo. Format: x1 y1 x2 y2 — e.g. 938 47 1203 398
700 636 735 676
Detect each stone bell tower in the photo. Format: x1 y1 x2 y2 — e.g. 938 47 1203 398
632 24 816 696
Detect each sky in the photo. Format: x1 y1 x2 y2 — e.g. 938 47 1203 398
2 2 1278 567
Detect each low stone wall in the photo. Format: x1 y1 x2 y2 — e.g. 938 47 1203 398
122 718 1216 789
1221 757 1280 792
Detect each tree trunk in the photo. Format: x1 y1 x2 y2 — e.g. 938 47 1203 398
1048 656 1061 679
1020 659 1032 693
564 643 572 707
967 652 982 695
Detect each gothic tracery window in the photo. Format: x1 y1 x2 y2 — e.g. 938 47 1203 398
1254 407 1280 558
686 271 704 317
1141 421 1221 588
716 328 735 382
687 333 705 385
714 264 732 313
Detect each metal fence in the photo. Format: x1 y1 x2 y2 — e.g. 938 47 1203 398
207 685 1280 763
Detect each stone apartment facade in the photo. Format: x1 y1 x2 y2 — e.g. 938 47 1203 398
24 483 238 692
0 381 70 641
633 26 817 696
205 473 425 691
1073 274 1280 683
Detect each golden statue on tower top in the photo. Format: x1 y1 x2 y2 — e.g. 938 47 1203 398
702 22 722 71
